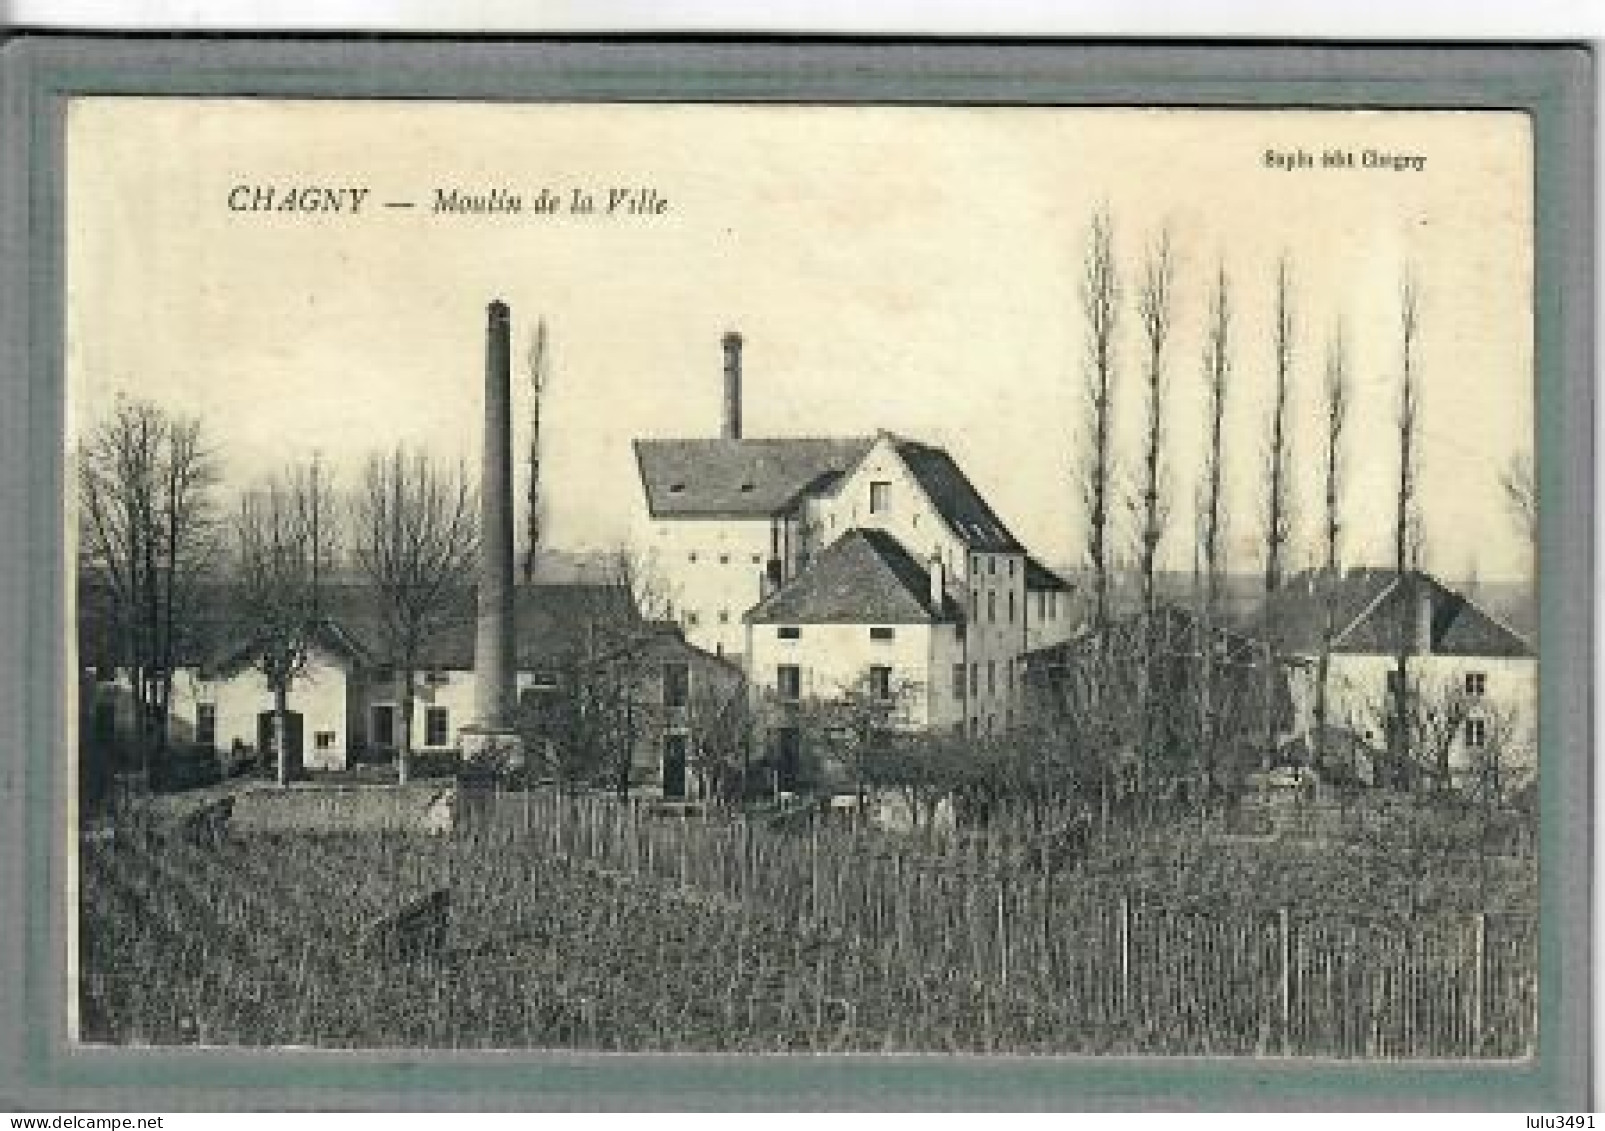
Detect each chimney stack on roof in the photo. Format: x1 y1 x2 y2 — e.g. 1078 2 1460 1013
722 331 743 440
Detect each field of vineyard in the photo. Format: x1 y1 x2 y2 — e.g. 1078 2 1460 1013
77 790 1538 1055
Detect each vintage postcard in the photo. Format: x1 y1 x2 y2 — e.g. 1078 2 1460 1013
29 46 1584 1107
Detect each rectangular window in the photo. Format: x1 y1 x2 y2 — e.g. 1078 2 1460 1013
869 665 893 702
425 707 449 747
987 591 997 621
424 670 449 686
195 703 217 749
970 663 979 697
1008 558 1016 577
1008 591 1015 623
315 729 337 751
987 660 996 696
1465 717 1487 748
777 664 801 703
1006 660 1015 695
684 609 700 627
663 663 689 708
718 609 730 624
869 480 891 514
1050 592 1058 619
1465 672 1487 697
988 557 996 576
778 625 801 640
718 552 730 565
953 663 966 698
870 626 895 642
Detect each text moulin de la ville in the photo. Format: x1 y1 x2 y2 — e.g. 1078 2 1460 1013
225 185 671 216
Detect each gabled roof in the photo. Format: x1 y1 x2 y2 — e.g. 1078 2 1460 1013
745 528 963 625
1024 555 1073 592
633 437 875 518
1265 568 1533 658
893 439 1025 553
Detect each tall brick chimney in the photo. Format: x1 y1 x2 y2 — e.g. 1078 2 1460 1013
722 331 743 440
472 300 518 736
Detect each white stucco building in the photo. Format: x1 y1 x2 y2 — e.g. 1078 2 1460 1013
1268 567 1537 788
632 331 1076 787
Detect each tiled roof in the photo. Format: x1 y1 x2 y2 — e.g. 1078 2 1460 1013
633 437 875 518
745 528 963 625
1264 568 1533 658
894 440 1025 553
1024 555 1073 592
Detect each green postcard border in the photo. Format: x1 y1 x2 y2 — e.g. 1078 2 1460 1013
0 37 1591 1111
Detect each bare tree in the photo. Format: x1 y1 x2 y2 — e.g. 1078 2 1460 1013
233 462 337 786
1079 208 1121 637
77 398 221 785
1500 452 1537 545
1132 227 1175 805
683 668 753 803
1194 260 1232 801
1390 270 1423 789
1311 319 1349 772
349 446 478 785
521 318 549 585
1260 254 1296 768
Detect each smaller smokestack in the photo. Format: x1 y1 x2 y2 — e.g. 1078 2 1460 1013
929 551 946 611
1415 580 1433 656
722 331 743 440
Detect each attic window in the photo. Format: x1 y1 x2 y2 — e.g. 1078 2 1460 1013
870 627 895 642
739 482 755 493
778 626 801 640
668 483 686 493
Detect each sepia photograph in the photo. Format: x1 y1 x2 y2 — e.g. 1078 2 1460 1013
65 95 1544 1061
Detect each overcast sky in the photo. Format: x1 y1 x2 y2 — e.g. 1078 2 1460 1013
67 100 1534 583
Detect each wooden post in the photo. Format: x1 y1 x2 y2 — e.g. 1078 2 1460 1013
1119 896 1132 1019
996 877 1009 987
1279 906 1293 1056
810 820 821 925
1472 911 1487 1053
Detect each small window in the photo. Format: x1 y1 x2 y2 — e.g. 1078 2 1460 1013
1008 591 1015 623
719 553 730 565
663 663 689 709
424 708 448 748
869 666 893 702
970 663 979 697
778 625 801 640
1465 672 1487 697
988 557 996 576
424 670 449 686
1465 718 1487 748
953 663 966 698
869 481 892 514
870 626 895 642
1008 558 1016 577
195 703 217 749
688 551 698 563
718 609 730 624
777 664 801 703
751 553 763 565
987 591 997 622
987 660 996 696
315 729 337 751
969 717 979 738
684 609 700 627
668 482 686 494
1006 661 1015 695
1049 592 1058 619
739 482 754 493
